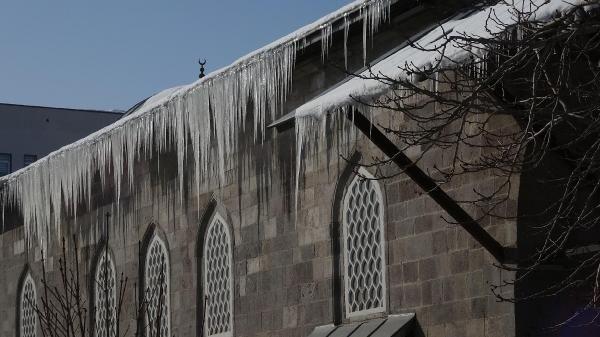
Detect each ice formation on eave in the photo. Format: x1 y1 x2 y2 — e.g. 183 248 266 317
292 0 595 217
0 0 392 251
294 0 593 119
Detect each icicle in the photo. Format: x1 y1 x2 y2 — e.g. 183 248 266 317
344 14 350 69
360 0 392 66
321 23 333 62
362 6 368 66
294 118 305 220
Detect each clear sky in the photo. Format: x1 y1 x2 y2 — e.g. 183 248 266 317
0 0 349 111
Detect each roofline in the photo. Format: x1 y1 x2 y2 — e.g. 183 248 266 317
0 102 124 115
126 0 408 115
297 0 401 51
268 3 428 131
123 97 150 117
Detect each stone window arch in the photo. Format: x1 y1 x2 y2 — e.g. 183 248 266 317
202 213 234 337
94 246 117 337
143 231 171 337
18 270 37 337
342 167 387 318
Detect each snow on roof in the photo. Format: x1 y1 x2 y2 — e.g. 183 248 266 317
127 0 395 118
0 0 395 249
294 0 591 119
133 85 189 114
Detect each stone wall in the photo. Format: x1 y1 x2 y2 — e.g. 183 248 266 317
0 121 518 337
0 3 518 337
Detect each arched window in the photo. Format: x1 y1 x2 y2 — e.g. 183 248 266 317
94 249 116 337
342 168 387 318
145 235 171 337
20 273 37 337
203 214 233 337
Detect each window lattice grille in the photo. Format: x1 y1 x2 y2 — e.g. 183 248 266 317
203 215 233 337
20 274 37 337
343 170 387 317
145 236 170 337
95 251 117 337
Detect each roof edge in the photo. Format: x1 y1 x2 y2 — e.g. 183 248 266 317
0 102 124 115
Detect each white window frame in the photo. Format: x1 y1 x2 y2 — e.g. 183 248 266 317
144 235 171 337
202 213 234 337
20 273 37 337
342 167 387 318
94 249 117 337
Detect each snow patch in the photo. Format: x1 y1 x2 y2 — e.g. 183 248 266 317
294 0 591 119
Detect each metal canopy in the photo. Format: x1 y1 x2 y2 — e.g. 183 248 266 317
306 314 414 337
308 324 338 337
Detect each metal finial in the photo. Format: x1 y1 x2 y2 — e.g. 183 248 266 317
199 59 206 78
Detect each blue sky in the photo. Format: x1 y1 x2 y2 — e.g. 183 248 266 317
0 0 349 111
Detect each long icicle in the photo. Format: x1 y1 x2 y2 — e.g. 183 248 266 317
0 0 392 251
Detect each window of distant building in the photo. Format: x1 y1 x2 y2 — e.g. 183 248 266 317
342 168 387 318
203 214 233 337
0 153 11 176
19 273 37 337
94 248 117 337
144 234 171 337
24 155 37 167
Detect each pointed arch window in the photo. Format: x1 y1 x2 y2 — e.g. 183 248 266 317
342 168 387 318
94 249 117 337
20 273 37 337
145 235 171 337
203 214 233 337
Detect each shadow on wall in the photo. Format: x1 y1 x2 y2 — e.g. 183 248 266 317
516 150 600 337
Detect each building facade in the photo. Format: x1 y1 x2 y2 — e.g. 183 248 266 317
0 103 122 176
0 1 596 337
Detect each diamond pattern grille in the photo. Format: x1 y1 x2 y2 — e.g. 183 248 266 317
343 172 386 316
145 236 170 337
204 216 233 336
20 275 36 337
95 251 116 337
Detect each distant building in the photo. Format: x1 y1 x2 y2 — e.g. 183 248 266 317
0 103 122 176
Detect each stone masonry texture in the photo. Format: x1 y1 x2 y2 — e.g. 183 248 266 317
0 4 517 337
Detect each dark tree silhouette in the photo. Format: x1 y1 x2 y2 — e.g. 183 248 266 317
25 235 173 337
348 0 600 326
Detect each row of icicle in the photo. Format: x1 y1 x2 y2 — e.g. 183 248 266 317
0 0 392 252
